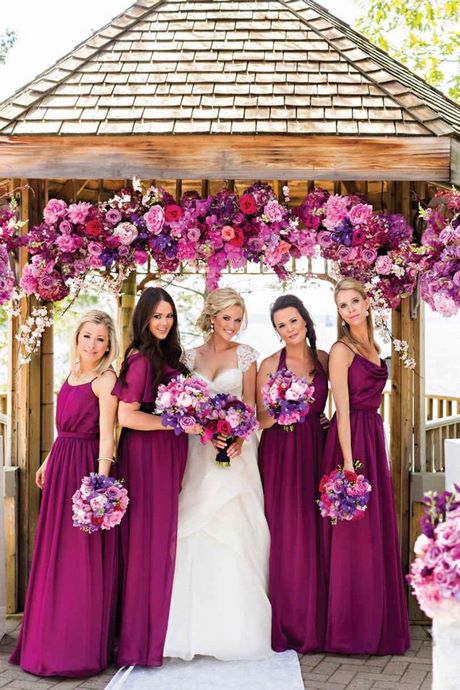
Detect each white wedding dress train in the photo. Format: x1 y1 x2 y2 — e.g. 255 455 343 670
163 344 272 661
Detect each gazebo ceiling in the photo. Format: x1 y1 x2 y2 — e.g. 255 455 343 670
0 0 459 182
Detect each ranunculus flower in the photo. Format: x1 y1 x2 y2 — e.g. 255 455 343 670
229 227 244 247
221 225 235 241
144 205 165 235
187 227 201 242
59 220 72 234
85 219 103 237
165 204 183 222
239 194 257 215
88 241 103 256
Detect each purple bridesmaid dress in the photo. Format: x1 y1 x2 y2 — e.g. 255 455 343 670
10 378 117 677
258 348 328 653
321 345 410 655
112 353 187 667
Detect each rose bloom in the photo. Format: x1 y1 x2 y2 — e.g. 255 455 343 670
239 193 257 215
144 205 165 235
165 204 183 222
216 419 232 436
43 198 67 225
229 226 244 247
375 255 393 275
277 240 291 255
134 248 148 265
56 234 77 253
105 208 122 225
351 228 367 246
221 225 235 241
317 231 333 248
337 245 353 262
59 220 73 234
362 247 378 264
179 416 198 432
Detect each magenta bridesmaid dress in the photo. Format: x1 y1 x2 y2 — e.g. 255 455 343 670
321 345 410 655
10 378 117 677
258 348 328 653
112 353 187 667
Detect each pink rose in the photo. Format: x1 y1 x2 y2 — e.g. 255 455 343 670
59 220 72 234
239 194 257 215
134 249 148 265
165 204 183 222
144 205 165 235
351 228 367 246
337 245 353 262
362 248 378 264
216 419 232 436
221 225 235 241
187 227 201 242
264 200 284 223
43 198 67 224
317 231 333 248
348 203 373 226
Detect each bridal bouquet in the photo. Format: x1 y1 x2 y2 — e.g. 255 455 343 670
407 487 460 620
200 393 259 467
72 473 129 533
155 374 210 435
261 368 315 431
317 462 372 525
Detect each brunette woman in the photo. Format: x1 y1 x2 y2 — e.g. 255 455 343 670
257 294 329 653
113 287 196 667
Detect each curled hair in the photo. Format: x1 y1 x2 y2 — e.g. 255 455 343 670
196 287 247 335
119 287 188 397
334 277 380 353
270 294 318 364
70 310 119 376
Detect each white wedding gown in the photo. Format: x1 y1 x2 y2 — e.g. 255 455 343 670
163 344 272 661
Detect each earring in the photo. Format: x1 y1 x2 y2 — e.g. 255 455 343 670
365 310 369 317
341 320 346 326
210 322 214 332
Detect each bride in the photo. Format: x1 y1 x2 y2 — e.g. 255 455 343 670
164 287 272 661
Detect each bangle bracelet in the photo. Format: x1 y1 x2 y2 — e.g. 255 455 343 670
97 456 116 464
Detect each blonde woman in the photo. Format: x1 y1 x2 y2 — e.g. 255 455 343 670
164 287 272 661
321 278 409 655
10 311 119 676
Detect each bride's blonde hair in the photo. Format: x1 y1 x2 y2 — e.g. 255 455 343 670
334 278 380 353
196 288 247 335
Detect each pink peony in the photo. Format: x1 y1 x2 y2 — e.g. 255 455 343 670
43 198 67 224
324 195 348 230
264 200 285 223
56 234 78 253
67 202 92 225
375 255 393 275
113 222 138 245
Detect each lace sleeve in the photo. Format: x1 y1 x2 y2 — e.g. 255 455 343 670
237 344 259 373
181 348 197 371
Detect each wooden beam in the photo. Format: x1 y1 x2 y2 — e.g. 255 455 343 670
117 271 137 361
0 135 451 181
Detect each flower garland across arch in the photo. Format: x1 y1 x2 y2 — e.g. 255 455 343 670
2 179 459 362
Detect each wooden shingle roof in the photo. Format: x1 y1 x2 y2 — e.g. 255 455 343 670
0 0 459 137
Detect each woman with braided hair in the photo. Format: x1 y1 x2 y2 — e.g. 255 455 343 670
257 294 329 653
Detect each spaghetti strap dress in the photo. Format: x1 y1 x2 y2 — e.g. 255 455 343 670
321 343 409 655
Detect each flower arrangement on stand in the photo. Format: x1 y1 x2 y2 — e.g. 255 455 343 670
407 487 460 690
419 188 460 317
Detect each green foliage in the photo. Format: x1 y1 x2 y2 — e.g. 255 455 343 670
356 0 460 102
0 29 16 65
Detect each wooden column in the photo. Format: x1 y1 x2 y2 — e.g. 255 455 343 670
117 270 137 360
389 181 414 574
16 179 48 608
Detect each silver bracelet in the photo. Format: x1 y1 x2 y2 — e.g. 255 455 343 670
97 456 116 464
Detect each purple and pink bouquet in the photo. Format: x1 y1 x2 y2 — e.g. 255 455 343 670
0 246 15 306
407 488 460 620
200 393 259 467
317 462 372 525
261 368 315 431
72 473 129 533
419 189 460 317
155 374 210 435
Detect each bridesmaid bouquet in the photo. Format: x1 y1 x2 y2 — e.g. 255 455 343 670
407 487 460 620
200 393 259 467
72 473 129 533
261 368 315 431
317 462 372 525
155 374 210 434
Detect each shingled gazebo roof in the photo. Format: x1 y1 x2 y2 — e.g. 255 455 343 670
0 0 459 182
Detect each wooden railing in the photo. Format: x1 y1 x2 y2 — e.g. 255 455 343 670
425 415 460 473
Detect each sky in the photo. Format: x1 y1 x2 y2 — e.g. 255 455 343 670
0 0 361 101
